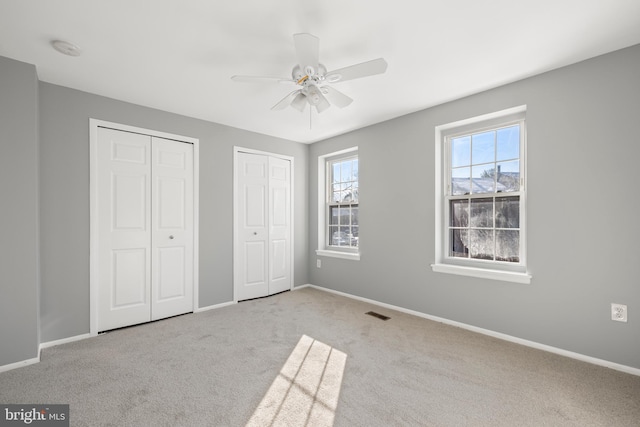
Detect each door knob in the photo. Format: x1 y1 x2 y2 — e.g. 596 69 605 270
253 232 257 235
169 235 175 239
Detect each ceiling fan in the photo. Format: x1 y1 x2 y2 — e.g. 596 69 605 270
231 33 388 113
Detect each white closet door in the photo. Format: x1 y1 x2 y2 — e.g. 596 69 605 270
235 152 291 301
97 128 194 331
236 152 269 301
97 128 152 331
151 137 194 320
268 156 291 294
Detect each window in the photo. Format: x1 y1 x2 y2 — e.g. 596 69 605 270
328 156 359 249
433 107 531 283
317 148 360 260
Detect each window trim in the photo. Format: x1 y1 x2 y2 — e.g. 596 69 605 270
432 106 531 284
316 147 360 261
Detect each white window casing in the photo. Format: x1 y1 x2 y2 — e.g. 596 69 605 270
316 147 360 261
432 106 531 284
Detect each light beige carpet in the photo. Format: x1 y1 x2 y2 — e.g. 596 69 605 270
1 287 639 426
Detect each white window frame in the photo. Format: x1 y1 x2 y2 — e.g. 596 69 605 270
432 106 531 284
316 147 360 261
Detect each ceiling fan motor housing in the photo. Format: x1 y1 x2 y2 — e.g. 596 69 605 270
292 64 327 84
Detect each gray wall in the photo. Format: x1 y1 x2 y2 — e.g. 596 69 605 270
0 57 40 366
38 83 308 343
309 44 640 369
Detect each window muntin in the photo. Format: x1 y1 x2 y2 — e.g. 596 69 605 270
327 156 358 250
445 122 524 267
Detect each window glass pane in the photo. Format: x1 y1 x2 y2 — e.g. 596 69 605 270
351 206 359 226
342 183 355 202
329 226 340 245
470 198 493 228
472 131 495 164
351 226 359 247
333 226 351 247
333 229 349 246
495 196 519 228
338 207 349 225
496 125 519 161
451 167 470 195
496 230 519 262
351 182 359 202
450 199 468 227
470 229 494 260
352 159 359 181
451 136 471 167
341 161 352 183
496 161 519 192
332 163 341 184
331 184 341 202
471 165 496 194
329 206 339 225
450 229 468 258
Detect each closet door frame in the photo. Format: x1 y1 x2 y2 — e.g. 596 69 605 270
233 146 295 302
89 119 200 336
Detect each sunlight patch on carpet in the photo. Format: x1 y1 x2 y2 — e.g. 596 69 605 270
246 335 347 427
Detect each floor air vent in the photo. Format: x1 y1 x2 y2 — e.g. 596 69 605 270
365 311 390 321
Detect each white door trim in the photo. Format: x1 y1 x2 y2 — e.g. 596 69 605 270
233 146 295 303
89 119 200 336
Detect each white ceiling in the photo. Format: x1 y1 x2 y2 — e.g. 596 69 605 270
1 1 639 143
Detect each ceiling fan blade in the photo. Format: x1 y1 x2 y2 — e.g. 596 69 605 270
290 93 307 112
325 58 388 83
231 75 294 84
321 86 353 108
271 90 302 110
293 33 320 74
315 90 331 113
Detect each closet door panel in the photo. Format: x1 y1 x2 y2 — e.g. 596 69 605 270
97 128 152 331
268 157 291 295
235 152 269 300
151 137 194 321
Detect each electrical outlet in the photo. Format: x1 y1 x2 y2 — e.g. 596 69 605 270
611 303 627 322
316 259 321 268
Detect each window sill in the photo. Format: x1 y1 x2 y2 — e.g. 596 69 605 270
316 249 360 261
431 263 531 284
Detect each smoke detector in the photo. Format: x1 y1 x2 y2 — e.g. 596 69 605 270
51 40 82 57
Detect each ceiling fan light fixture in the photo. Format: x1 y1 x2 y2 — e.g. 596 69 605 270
51 40 82 57
291 93 307 112
305 86 321 105
304 65 315 76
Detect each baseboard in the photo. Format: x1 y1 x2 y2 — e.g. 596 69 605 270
194 301 236 313
40 333 94 350
306 284 640 377
0 356 40 374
